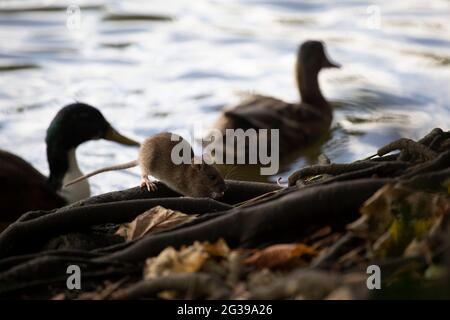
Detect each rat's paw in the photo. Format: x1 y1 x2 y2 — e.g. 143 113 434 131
140 176 157 192
146 181 157 192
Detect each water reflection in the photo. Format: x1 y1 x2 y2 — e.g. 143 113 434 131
0 0 449 193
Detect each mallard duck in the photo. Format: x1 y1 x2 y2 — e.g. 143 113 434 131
0 103 139 227
206 40 340 156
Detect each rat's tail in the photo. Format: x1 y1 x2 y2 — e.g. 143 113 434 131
64 160 139 188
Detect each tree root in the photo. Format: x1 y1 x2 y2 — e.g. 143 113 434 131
0 180 280 259
289 162 406 187
68 180 281 208
288 162 379 186
0 255 138 297
400 150 450 179
0 249 102 273
111 273 230 300
378 138 437 160
288 128 449 187
249 269 341 300
96 178 390 263
0 198 232 258
418 128 443 146
402 168 450 192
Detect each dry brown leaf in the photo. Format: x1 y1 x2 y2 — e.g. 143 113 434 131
116 206 197 241
202 238 230 257
144 247 208 278
348 183 450 258
244 243 317 269
348 184 396 240
144 239 230 279
51 293 66 300
325 287 355 300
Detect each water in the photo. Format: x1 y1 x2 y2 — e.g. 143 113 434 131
0 0 449 194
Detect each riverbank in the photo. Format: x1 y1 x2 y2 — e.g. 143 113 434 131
0 128 448 299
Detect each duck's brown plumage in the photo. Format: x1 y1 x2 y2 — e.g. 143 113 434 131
0 103 139 230
0 150 65 224
209 40 339 155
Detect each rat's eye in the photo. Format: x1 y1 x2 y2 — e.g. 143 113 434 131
207 174 216 181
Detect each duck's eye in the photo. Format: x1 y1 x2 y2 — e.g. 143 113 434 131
208 174 216 181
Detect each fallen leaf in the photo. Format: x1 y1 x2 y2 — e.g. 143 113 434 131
116 206 197 241
144 239 230 279
202 238 230 257
51 293 66 300
348 184 396 240
348 184 450 258
325 287 354 300
424 264 447 280
244 243 317 269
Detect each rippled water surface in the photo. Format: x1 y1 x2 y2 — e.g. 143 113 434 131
0 0 449 194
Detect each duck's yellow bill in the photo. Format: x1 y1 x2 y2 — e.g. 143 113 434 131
104 127 140 146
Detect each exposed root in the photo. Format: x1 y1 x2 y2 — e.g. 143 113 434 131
111 273 230 300
378 138 437 160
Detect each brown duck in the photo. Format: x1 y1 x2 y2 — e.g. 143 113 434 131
206 40 340 155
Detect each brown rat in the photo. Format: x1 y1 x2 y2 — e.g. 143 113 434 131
64 132 227 199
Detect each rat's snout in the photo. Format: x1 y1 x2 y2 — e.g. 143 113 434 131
219 181 228 193
220 182 228 192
